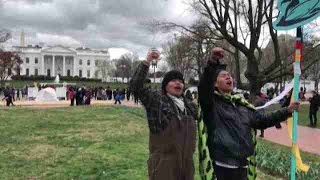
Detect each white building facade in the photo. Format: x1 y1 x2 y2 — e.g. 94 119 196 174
12 45 110 79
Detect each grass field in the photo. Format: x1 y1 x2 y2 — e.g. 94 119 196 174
0 106 316 179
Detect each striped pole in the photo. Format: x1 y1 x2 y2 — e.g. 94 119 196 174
291 26 303 180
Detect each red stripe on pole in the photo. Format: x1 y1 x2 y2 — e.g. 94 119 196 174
295 41 302 49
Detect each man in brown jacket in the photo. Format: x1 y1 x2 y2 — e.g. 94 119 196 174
130 50 198 180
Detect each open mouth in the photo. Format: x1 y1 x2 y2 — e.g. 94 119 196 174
226 81 232 86
174 87 182 91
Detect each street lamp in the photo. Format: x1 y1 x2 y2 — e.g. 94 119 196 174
151 59 157 87
150 48 160 88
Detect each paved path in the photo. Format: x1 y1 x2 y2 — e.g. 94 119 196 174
261 123 320 156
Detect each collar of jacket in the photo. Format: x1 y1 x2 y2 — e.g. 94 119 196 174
214 91 255 110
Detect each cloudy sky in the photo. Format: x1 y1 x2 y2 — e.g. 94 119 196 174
0 0 196 59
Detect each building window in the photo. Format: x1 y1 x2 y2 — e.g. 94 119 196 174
34 69 38 76
95 60 99 66
87 60 90 66
26 57 30 64
47 69 51 77
87 70 90 78
79 59 82 65
35 58 38 64
79 70 82 77
67 69 71 77
26 68 29 76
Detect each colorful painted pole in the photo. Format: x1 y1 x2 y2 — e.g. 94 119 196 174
291 27 303 180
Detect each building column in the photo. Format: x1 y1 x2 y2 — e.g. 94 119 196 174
63 56 66 76
73 57 76 76
41 55 45 75
52 55 55 77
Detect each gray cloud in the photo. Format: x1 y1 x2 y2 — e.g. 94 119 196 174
0 0 193 57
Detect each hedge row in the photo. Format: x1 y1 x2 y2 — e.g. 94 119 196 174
256 141 320 180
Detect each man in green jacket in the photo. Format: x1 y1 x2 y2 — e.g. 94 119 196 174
198 47 300 180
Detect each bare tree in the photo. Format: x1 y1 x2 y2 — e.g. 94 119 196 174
303 49 320 92
95 60 115 82
115 53 139 82
185 0 320 94
158 62 169 74
151 19 222 78
147 0 320 94
162 35 196 81
0 29 11 44
0 51 23 86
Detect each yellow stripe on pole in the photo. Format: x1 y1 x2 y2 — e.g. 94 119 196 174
292 144 310 172
287 116 293 140
295 49 301 61
287 91 309 172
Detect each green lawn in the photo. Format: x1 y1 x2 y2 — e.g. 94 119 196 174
0 106 315 179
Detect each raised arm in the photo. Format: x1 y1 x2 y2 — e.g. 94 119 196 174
250 102 300 129
198 47 226 121
129 51 159 107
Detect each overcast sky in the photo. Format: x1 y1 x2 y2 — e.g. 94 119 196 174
0 0 196 59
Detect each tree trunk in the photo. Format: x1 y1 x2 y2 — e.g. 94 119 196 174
315 79 319 93
233 1 242 88
234 49 242 88
274 83 279 95
245 55 262 96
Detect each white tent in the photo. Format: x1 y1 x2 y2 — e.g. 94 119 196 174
35 87 59 101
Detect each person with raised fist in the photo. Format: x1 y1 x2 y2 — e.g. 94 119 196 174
198 47 300 180
130 49 197 180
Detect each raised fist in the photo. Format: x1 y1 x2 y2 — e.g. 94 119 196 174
146 48 160 63
207 47 224 64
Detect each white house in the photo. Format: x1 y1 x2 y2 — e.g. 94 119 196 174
11 45 110 79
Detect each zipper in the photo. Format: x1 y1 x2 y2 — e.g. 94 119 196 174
233 104 242 159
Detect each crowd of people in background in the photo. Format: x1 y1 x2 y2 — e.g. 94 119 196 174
0 83 319 128
0 86 29 106
65 86 200 107
66 86 142 106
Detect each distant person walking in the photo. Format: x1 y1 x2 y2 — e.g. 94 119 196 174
76 88 82 106
85 89 92 105
254 93 268 137
16 89 20 101
3 87 15 106
309 90 320 127
134 94 139 104
114 89 121 105
69 88 75 106
126 88 131 101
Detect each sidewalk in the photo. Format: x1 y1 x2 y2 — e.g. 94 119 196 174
261 123 320 156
